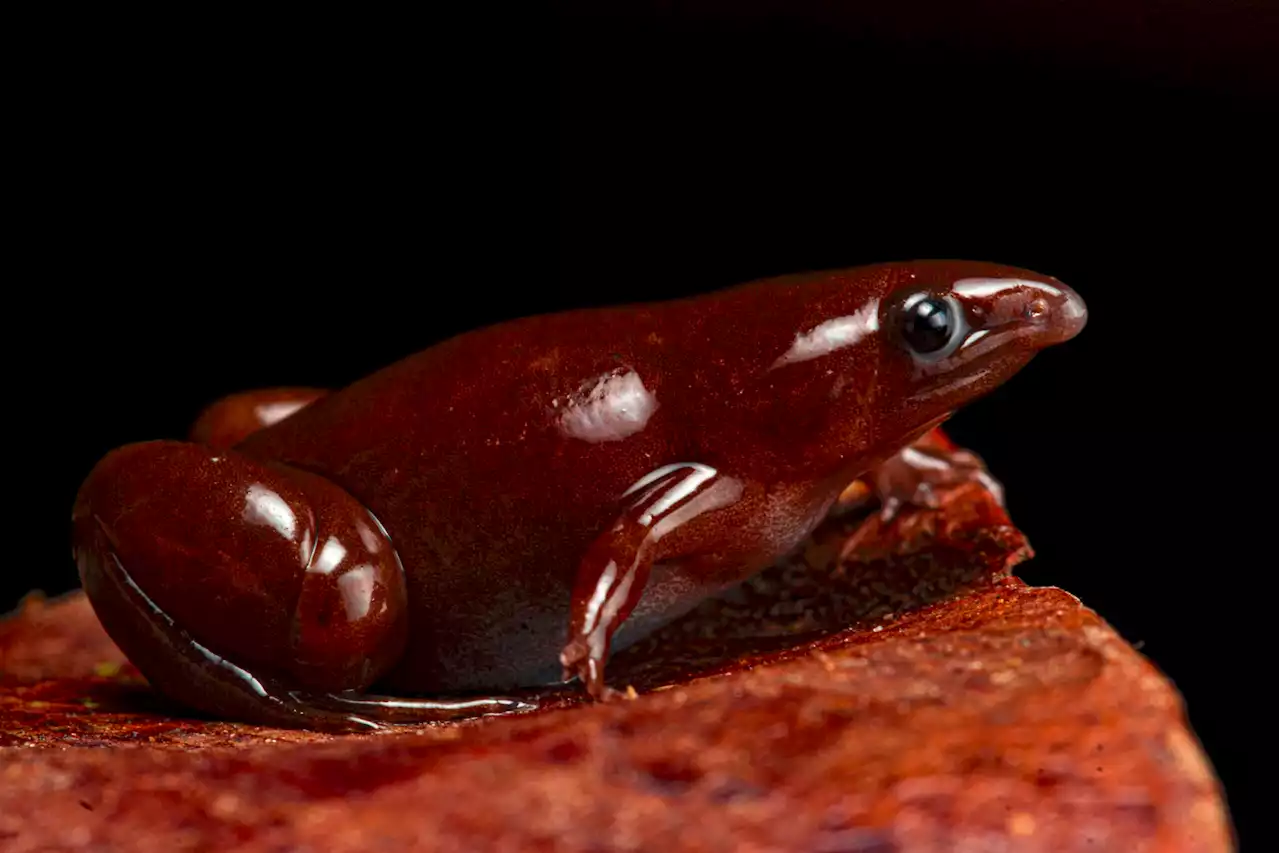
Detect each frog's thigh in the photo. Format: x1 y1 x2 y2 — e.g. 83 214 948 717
74 439 535 730
190 387 329 448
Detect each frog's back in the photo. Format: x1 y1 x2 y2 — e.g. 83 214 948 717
237 303 700 691
236 273 861 691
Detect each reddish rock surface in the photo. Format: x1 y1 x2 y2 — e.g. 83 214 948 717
1 459 1231 851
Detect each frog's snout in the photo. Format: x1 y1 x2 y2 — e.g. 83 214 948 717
950 272 1087 350
1031 282 1088 345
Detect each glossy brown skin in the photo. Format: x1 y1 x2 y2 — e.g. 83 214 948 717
189 387 327 449
72 260 1086 729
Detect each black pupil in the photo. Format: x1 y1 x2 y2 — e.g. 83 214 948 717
902 298 953 354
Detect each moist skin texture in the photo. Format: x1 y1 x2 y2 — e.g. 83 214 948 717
71 260 1086 729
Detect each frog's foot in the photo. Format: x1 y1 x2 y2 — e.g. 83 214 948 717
558 637 625 702
838 435 1004 559
72 439 536 731
190 387 328 448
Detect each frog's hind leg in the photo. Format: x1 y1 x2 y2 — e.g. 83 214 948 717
81 537 533 731
73 439 536 731
190 387 329 449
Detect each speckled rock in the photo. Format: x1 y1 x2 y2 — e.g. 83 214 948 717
0 439 1231 852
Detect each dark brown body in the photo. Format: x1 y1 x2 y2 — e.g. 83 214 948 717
237 275 860 691
72 260 1087 727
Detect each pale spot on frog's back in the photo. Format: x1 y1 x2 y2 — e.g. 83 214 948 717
555 368 659 443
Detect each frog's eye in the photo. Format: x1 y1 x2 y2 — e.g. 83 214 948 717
897 294 967 361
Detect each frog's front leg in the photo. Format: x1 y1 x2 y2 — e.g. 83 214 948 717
849 428 1004 518
836 428 1004 557
73 440 535 731
559 463 749 699
190 387 328 449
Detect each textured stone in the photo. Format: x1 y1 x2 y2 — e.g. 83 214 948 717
1 463 1231 852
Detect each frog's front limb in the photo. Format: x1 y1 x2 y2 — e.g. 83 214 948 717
559 462 757 699
836 429 1004 559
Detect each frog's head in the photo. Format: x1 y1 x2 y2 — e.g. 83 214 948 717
860 259 1087 457
740 260 1085 479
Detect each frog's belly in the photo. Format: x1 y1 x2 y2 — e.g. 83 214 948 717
375 559 726 695
375 481 837 695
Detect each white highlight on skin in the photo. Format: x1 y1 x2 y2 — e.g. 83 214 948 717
558 369 658 442
310 537 347 575
955 329 1011 364
581 559 618 637
336 564 375 621
330 696 515 711
243 484 297 541
189 642 268 696
254 400 310 426
899 446 954 471
298 528 313 567
107 531 387 728
773 298 879 367
355 519 383 553
590 566 635 660
623 462 700 497
112 552 269 699
641 468 716 527
629 463 718 527
649 476 742 540
953 277 1063 299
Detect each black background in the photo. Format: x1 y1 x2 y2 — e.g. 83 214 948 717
12 3 1272 848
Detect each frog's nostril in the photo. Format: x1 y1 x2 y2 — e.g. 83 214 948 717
1025 297 1050 320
